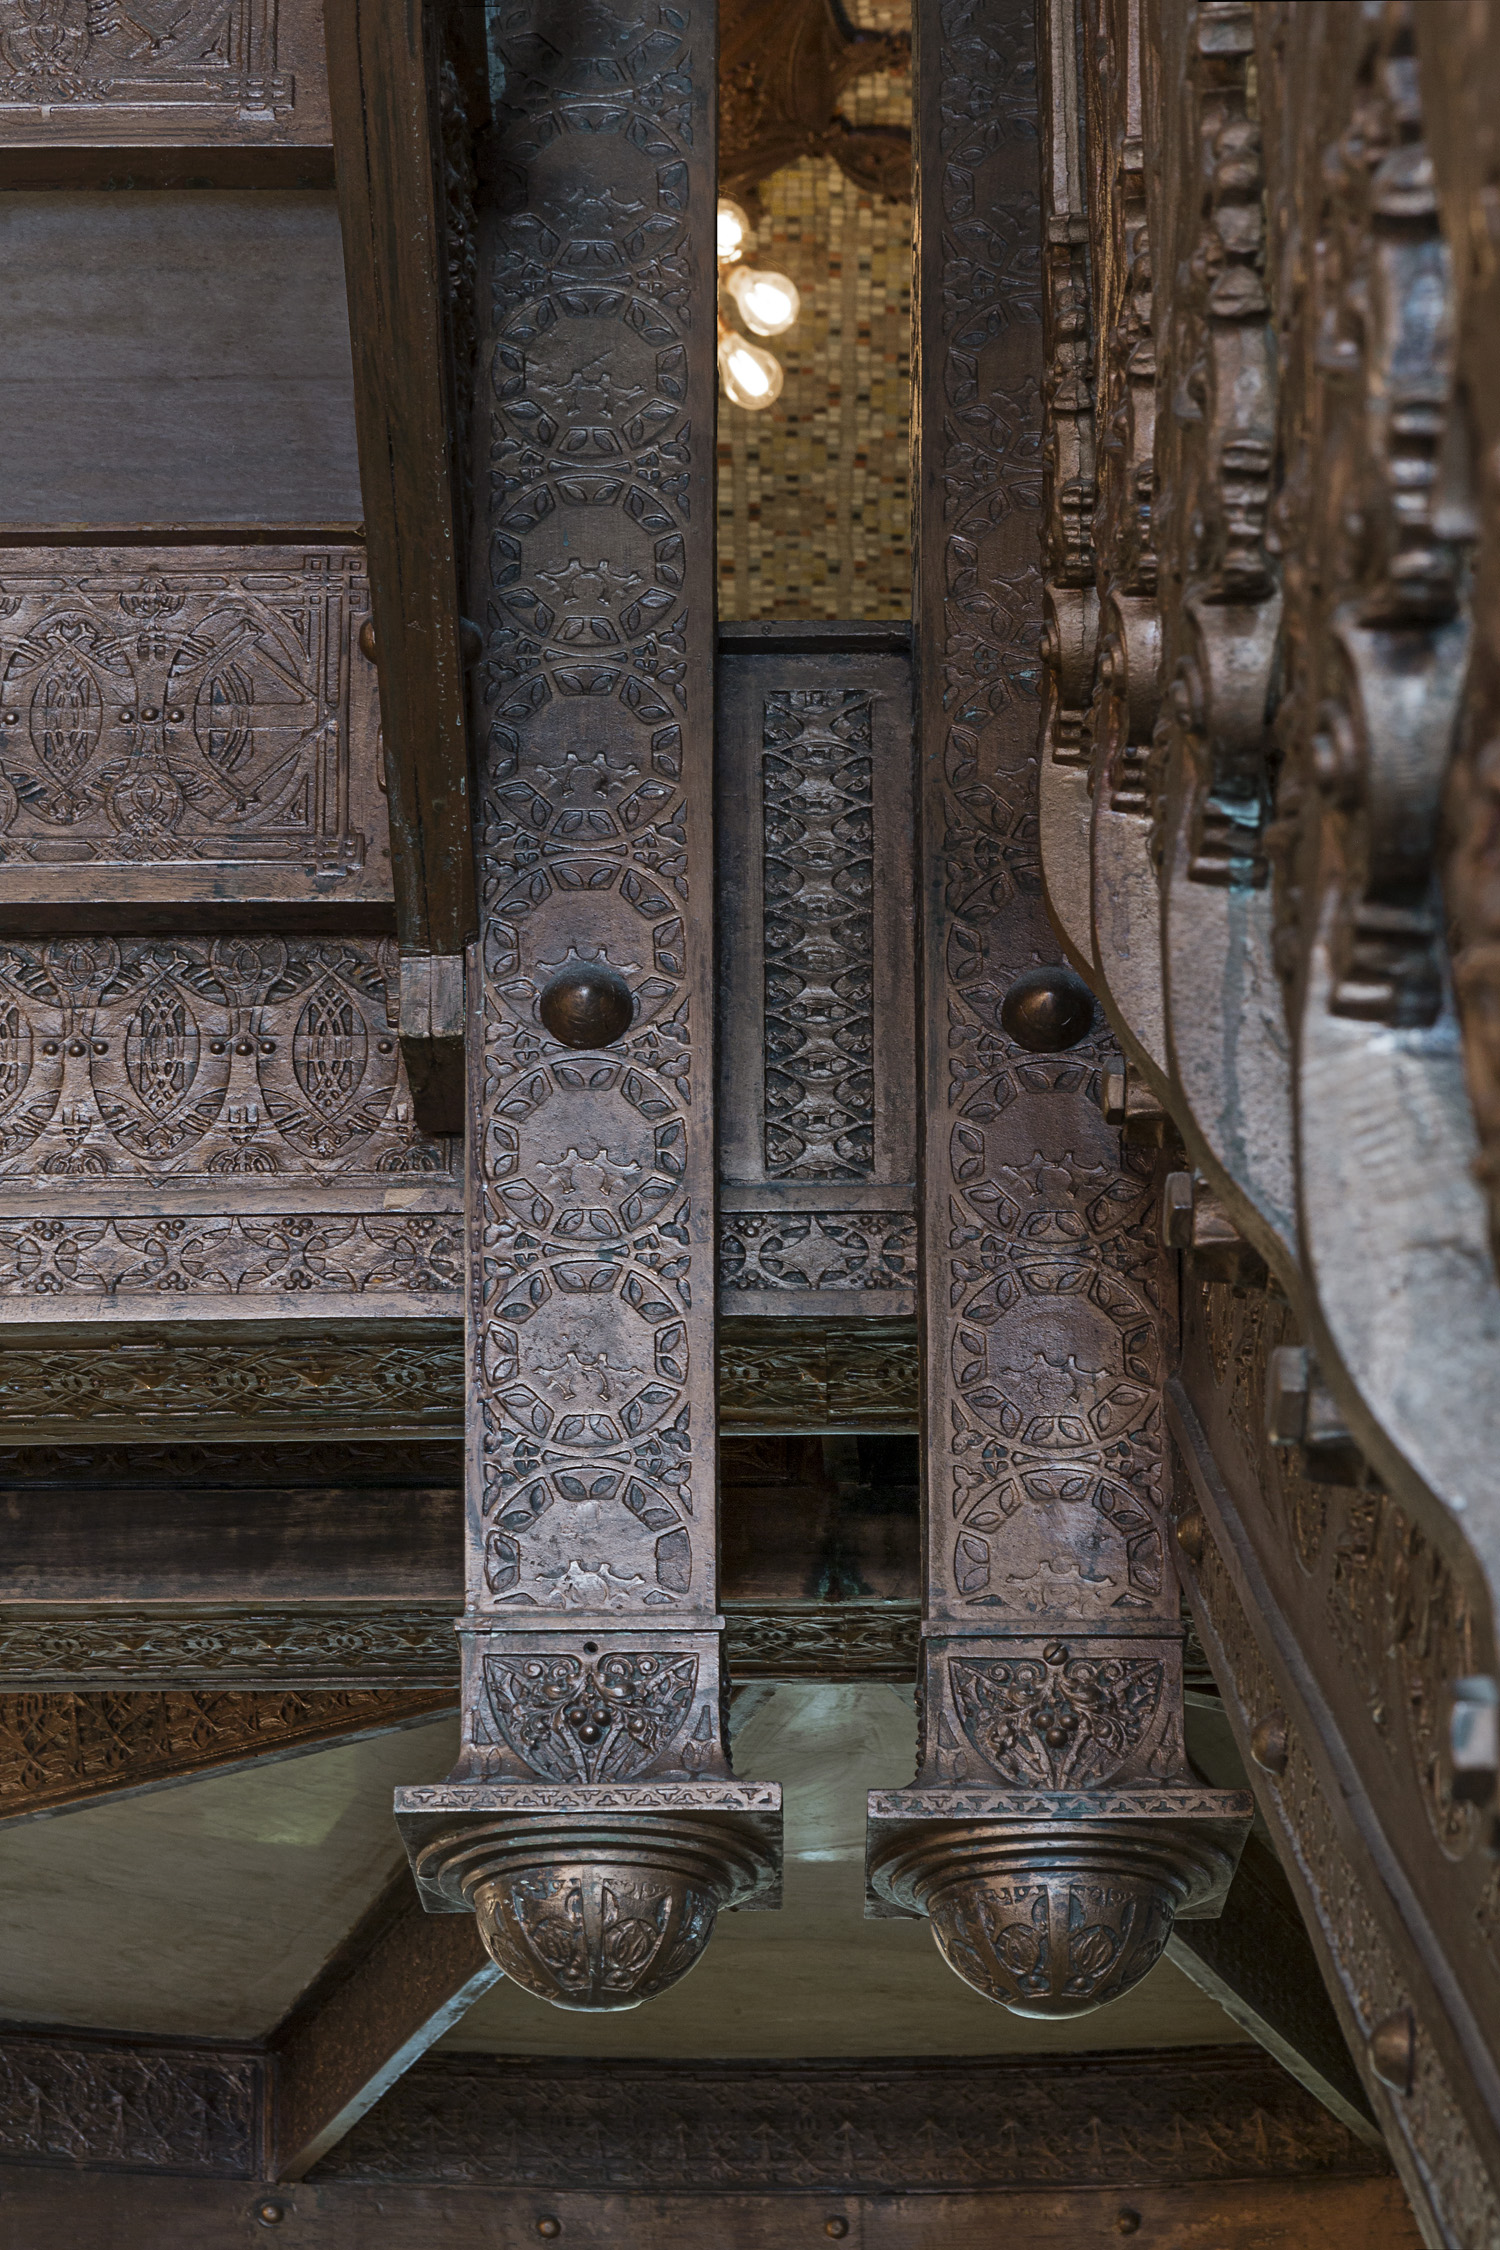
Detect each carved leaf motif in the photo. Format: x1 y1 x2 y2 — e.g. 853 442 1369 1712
32 644 104 788
949 1649 1163 1789
483 1651 699 1783
0 0 290 115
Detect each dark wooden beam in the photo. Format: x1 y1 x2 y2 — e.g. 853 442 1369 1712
0 149 337 188
0 1471 464 1608
0 1690 458 1829
719 1319 919 1432
268 1874 500 2181
0 2039 1404 2227
0 2172 1422 2248
324 0 476 1130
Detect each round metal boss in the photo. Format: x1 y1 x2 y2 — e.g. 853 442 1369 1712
539 963 634 1049
1000 964 1096 1052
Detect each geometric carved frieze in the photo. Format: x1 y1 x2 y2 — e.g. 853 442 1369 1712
0 1207 931 1315
0 1330 463 1438
0 1687 458 1824
0 2038 1395 2192
0 936 453 1189
0 1604 922 1690
762 687 876 1180
0 1317 923 1440
718 1202 917 1308
0 1608 466 1689
0 551 380 908
0 1212 462 1308
314 2047 1393 2192
0 930 459 1325
0 2032 260 2177
0 0 329 145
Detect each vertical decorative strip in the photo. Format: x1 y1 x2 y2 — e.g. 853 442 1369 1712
865 0 1250 2016
763 688 877 1179
397 0 781 2012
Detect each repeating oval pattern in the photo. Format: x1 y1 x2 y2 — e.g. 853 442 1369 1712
0 939 454 1178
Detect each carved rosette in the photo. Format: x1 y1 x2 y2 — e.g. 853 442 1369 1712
395 0 780 1997
872 0 1250 2018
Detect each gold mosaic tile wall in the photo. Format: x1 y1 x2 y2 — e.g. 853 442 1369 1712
716 11 912 621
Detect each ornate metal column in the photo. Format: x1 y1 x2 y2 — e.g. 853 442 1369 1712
396 0 782 2009
865 0 1250 2015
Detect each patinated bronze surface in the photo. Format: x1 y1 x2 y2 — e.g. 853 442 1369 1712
391 0 784 2009
717 627 917 1320
14 0 1500 2233
1034 0 1500 2230
866 0 1250 2020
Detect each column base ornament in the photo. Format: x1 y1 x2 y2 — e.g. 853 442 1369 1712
867 1788 1251 2018
397 1783 782 2011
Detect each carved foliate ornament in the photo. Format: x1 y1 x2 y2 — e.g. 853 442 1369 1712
395 0 780 2002
0 550 385 907
1267 10 1469 1034
1038 0 1100 974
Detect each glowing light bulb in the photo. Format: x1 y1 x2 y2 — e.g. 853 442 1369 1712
726 264 801 338
718 326 784 411
717 197 752 265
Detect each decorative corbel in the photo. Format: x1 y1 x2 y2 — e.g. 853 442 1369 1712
1039 0 1100 976
1079 0 1171 1090
1148 0 1297 1267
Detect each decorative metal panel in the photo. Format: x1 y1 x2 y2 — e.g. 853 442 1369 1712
0 0 330 145
717 631 915 1316
762 686 876 1179
0 938 449 1188
0 549 386 910
463 0 715 1620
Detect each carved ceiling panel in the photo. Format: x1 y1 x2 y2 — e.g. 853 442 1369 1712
0 0 330 144
0 549 385 912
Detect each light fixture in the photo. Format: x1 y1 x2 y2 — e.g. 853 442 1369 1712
716 196 800 410
717 320 784 411
725 263 801 338
717 196 752 266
